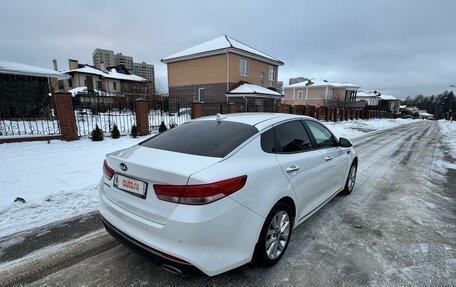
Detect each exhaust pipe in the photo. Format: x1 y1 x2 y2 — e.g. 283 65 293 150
161 264 183 274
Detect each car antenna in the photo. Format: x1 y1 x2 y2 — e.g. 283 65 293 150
216 113 227 123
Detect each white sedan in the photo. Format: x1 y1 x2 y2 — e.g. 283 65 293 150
99 113 358 276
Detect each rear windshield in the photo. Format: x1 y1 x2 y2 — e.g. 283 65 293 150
140 120 259 158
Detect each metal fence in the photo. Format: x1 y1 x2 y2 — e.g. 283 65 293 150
202 99 228 116
0 74 60 136
148 97 192 132
73 93 137 137
1 88 278 139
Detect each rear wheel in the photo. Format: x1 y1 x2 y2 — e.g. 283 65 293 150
340 162 357 195
254 202 293 266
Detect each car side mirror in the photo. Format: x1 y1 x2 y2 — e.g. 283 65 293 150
339 137 352 148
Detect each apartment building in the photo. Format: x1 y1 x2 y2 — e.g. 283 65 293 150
114 53 133 70
92 48 115 67
92 48 154 81
133 62 154 83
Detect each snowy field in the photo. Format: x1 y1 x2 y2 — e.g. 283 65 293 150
0 118 439 238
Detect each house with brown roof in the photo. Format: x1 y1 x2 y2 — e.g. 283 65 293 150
62 59 149 98
161 35 284 102
283 78 362 108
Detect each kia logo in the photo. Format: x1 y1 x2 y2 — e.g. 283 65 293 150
119 163 128 171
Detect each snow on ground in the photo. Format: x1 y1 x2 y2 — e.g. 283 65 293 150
323 118 417 139
0 136 145 237
0 118 420 238
437 119 456 169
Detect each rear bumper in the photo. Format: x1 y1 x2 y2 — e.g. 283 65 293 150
101 215 204 275
99 185 264 276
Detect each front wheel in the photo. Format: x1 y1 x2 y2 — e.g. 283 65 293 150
340 162 357 195
254 202 293 266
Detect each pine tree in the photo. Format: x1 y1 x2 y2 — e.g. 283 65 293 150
131 125 138 138
111 124 120 139
91 124 104 141
158 121 168 133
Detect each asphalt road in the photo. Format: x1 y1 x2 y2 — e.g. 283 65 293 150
1 120 455 286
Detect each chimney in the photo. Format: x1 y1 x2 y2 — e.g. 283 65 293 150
52 59 58 71
68 59 79 70
99 62 107 72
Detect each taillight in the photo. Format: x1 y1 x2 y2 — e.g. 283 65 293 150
103 160 115 180
154 175 247 205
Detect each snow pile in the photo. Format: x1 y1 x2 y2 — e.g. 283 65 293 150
324 118 417 140
0 119 418 238
437 120 456 169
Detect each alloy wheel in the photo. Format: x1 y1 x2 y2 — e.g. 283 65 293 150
348 165 357 191
265 211 290 260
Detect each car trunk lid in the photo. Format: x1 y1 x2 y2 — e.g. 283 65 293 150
104 145 220 225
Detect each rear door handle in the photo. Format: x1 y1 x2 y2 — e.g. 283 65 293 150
286 165 300 172
325 156 333 161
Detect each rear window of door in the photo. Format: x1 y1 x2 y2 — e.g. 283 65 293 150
140 120 258 158
273 120 313 153
305 121 338 148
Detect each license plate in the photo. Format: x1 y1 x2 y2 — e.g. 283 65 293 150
114 174 148 198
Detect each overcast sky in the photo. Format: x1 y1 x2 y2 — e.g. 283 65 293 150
1 0 455 99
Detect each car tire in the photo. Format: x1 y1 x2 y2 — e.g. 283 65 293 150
340 161 357 195
253 202 293 267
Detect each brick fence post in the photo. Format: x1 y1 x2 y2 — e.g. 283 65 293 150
228 102 236 113
54 91 78 141
192 102 203 119
135 98 150 136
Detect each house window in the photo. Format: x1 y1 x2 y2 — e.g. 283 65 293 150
268 66 275 86
96 81 102 89
259 72 265 86
68 78 73 88
327 90 333 99
58 80 64 90
83 79 87 86
198 88 205 102
240 59 249 77
113 82 117 90
297 91 304 99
